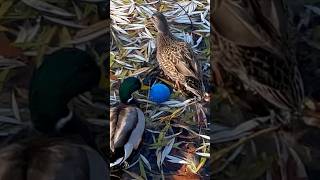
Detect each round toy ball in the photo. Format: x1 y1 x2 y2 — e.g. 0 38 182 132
149 83 171 104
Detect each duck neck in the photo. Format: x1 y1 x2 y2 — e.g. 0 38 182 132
30 102 97 148
30 99 72 134
157 32 174 47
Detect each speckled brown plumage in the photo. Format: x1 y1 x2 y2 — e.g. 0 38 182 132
151 12 204 100
213 0 304 113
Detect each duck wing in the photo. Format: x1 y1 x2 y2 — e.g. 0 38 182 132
110 106 138 152
175 41 201 80
110 106 145 166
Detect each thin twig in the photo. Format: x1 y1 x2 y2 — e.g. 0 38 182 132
174 2 194 32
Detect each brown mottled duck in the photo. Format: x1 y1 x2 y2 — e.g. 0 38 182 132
151 12 206 101
151 12 208 125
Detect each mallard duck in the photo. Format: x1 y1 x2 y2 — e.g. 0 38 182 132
213 0 304 115
0 48 107 179
110 77 145 167
151 12 208 126
29 48 102 150
151 12 205 101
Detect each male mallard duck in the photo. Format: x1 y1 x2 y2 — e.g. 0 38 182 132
29 48 103 150
213 0 304 115
110 77 145 167
151 12 205 101
0 48 107 179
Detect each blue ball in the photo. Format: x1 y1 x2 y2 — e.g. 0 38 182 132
149 83 171 104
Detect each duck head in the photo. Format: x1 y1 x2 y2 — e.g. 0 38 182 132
119 77 142 104
151 12 170 34
29 48 101 134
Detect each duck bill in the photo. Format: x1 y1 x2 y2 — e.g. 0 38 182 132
141 84 150 90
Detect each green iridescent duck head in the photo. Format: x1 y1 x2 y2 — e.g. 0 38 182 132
151 12 170 34
119 77 142 104
29 48 101 133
